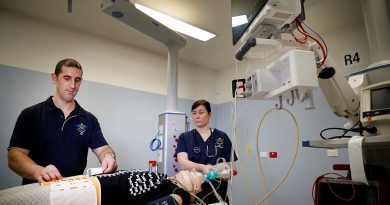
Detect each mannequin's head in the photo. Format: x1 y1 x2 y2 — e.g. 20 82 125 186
175 170 205 193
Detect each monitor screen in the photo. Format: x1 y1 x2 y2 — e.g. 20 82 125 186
231 0 269 45
371 87 390 110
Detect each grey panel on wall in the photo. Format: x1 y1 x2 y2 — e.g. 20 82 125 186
0 64 198 189
0 65 54 189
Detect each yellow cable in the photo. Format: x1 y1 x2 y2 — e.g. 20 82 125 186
201 179 222 202
255 107 300 205
231 93 257 204
255 111 269 205
171 178 207 205
231 59 257 204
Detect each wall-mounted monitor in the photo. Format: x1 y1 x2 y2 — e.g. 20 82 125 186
231 0 268 46
231 0 302 46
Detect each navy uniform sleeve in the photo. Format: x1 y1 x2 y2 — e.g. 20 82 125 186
9 109 34 150
89 115 108 149
174 133 188 157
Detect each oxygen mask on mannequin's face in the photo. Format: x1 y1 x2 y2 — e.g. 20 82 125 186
175 169 205 193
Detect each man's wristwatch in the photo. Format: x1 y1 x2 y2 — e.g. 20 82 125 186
104 153 116 160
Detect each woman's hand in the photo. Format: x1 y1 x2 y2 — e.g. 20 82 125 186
201 164 213 174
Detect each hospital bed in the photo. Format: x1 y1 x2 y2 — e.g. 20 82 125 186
0 175 180 205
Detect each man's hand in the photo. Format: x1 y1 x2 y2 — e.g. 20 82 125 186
93 145 118 173
34 164 62 183
102 154 118 173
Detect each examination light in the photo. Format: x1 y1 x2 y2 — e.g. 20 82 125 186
134 3 216 42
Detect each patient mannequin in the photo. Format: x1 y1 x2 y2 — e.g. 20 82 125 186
0 169 205 205
101 163 234 205
96 169 205 205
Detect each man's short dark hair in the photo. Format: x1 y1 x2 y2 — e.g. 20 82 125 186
55 58 82 76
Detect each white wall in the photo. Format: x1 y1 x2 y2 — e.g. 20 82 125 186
1 8 370 106
0 9 218 104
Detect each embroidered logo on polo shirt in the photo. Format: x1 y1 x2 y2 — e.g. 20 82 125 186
216 137 224 147
194 146 201 153
76 123 87 135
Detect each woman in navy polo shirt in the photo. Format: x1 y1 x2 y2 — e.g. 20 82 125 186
175 99 236 204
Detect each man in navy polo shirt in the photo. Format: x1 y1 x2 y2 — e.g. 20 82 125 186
8 58 118 185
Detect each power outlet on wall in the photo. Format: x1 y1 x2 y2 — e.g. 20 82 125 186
327 149 339 157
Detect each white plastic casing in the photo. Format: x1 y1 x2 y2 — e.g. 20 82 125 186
246 49 318 100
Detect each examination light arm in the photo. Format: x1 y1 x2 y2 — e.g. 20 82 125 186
101 0 186 48
314 47 360 121
101 0 186 112
315 0 390 123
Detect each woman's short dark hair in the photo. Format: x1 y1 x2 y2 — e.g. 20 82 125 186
55 58 82 76
191 99 211 113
